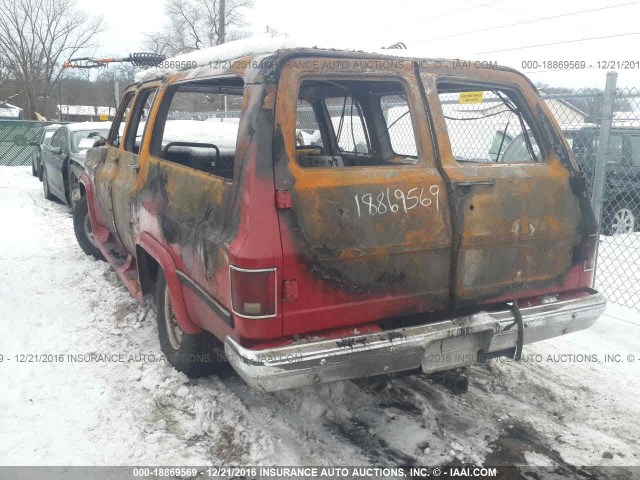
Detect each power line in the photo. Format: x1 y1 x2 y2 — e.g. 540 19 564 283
476 30 640 54
375 0 507 31
463 0 618 35
414 1 639 44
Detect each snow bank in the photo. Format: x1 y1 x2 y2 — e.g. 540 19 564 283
2 165 639 473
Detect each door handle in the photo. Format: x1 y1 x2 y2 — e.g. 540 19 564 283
127 160 140 171
454 179 496 188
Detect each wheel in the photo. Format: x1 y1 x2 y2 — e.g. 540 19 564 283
603 200 638 235
155 269 226 377
37 163 43 181
31 157 37 176
42 166 55 200
73 195 104 261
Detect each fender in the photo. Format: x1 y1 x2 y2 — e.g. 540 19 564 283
137 232 202 335
79 173 110 245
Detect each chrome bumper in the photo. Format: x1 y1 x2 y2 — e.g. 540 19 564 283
224 291 605 392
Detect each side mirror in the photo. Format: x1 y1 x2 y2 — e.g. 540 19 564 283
28 141 40 147
51 146 62 155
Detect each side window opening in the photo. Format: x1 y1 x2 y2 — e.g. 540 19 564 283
124 89 158 154
58 129 68 153
150 78 244 180
295 80 419 168
438 85 542 164
629 136 640 167
488 130 513 161
109 93 134 148
296 100 324 149
381 94 418 158
43 129 56 145
326 96 371 155
49 129 62 148
607 134 624 164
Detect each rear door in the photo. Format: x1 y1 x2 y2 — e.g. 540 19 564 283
273 58 453 336
419 68 585 306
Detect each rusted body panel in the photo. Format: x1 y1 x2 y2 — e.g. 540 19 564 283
419 67 595 306
80 48 597 351
273 59 452 335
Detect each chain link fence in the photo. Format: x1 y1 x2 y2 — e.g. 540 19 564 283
0 120 61 166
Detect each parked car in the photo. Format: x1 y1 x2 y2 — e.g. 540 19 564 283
502 125 640 235
41 122 111 207
562 125 640 235
73 46 605 391
30 123 62 180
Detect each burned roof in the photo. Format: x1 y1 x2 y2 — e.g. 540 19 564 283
135 35 530 88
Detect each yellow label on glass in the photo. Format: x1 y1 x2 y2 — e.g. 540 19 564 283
459 91 484 104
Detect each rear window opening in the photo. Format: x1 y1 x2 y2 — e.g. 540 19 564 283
150 78 244 179
437 83 542 164
295 79 419 168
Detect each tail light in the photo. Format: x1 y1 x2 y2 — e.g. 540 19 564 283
582 233 598 272
579 233 598 287
229 266 277 318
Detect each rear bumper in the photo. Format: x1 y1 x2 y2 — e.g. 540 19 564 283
224 290 605 392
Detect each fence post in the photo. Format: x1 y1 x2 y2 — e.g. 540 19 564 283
591 71 617 224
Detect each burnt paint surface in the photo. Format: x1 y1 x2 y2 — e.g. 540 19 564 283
273 59 453 336
419 68 589 306
129 83 283 341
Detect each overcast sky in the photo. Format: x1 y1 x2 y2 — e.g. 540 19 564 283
77 0 640 88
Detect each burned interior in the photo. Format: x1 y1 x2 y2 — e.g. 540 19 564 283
149 79 245 179
295 79 418 168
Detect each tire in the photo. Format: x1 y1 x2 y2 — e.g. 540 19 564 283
67 169 80 210
73 195 105 261
37 163 43 181
31 158 37 176
42 166 55 201
155 269 226 378
603 200 638 236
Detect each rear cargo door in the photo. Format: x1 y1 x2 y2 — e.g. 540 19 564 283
419 69 585 306
273 59 453 336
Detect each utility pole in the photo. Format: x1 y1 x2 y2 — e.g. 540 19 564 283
218 0 226 45
591 71 618 226
114 81 120 110
58 77 63 121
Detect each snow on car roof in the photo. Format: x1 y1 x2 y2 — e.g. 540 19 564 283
66 121 112 132
136 34 297 82
135 34 477 83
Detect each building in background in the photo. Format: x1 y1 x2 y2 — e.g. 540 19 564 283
56 105 115 122
0 102 24 120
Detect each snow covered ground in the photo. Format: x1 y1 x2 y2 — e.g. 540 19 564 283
1 166 639 477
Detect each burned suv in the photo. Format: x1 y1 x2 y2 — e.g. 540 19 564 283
73 44 605 391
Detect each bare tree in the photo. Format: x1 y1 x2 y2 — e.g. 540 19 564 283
0 0 104 119
143 0 252 57
0 56 9 89
95 65 136 109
